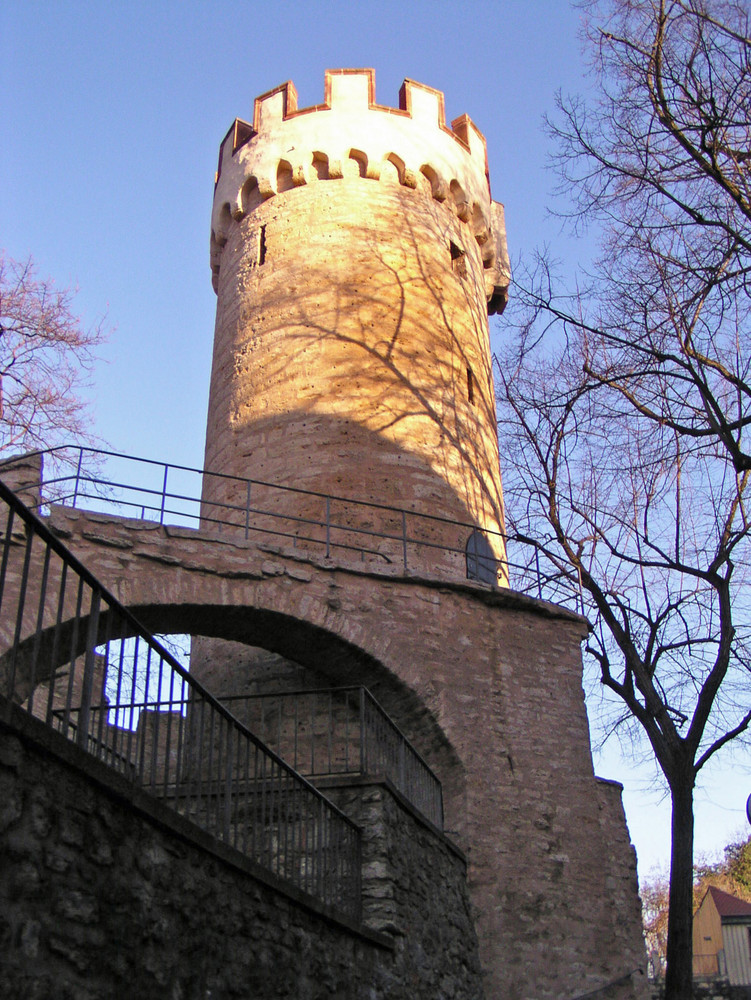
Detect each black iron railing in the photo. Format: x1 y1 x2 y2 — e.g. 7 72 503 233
15 445 519 590
223 687 444 829
0 476 361 920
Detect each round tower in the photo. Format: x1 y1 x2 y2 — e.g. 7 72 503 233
203 69 510 579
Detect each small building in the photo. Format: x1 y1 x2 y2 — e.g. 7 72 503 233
693 885 751 984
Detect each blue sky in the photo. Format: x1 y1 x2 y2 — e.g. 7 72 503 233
2 0 748 878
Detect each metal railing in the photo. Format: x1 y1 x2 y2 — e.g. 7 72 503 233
222 687 444 829
16 445 523 590
0 476 361 920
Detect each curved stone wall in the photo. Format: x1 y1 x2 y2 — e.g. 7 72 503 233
0 705 484 1000
203 70 509 575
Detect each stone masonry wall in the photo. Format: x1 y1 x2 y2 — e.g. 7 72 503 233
0 703 483 1000
0 471 648 1000
325 778 483 990
597 778 646 978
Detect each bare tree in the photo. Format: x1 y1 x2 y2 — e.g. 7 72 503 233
0 251 105 455
642 834 751 977
495 2 751 996
694 834 751 902
641 871 671 978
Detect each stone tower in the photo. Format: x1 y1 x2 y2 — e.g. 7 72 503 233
197 71 647 1000
203 68 510 576
0 69 646 1000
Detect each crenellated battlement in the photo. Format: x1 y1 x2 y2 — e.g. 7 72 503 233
210 69 509 312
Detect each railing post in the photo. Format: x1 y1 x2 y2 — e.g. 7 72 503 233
72 448 84 508
223 721 234 843
309 692 315 775
401 510 407 572
77 589 101 752
160 464 169 524
318 795 326 901
245 480 251 539
325 496 331 558
6 522 34 701
0 506 16 641
359 687 366 776
535 547 542 600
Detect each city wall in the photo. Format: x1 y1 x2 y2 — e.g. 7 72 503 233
0 453 647 998
0 64 650 999
8 494 646 1000
0 701 482 1000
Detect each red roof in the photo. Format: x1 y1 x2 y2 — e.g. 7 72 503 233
708 886 751 918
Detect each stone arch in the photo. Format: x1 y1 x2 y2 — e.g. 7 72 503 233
450 180 470 222
214 202 233 245
465 529 496 584
471 202 487 243
344 149 369 179
381 153 405 185
9 585 467 837
311 151 329 180
276 159 295 193
209 231 223 291
241 175 263 215
0 467 478 822
419 164 447 202
471 202 495 268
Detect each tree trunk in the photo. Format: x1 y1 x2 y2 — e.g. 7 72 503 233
665 778 695 1000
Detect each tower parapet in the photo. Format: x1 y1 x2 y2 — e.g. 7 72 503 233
211 69 509 312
